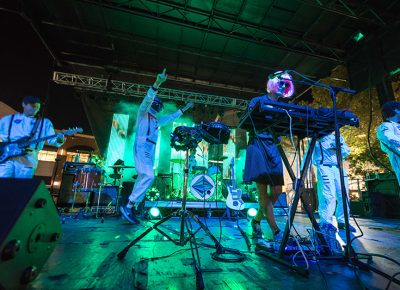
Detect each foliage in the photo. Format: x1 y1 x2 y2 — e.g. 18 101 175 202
300 65 397 178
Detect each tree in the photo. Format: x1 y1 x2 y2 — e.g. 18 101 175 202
300 65 398 178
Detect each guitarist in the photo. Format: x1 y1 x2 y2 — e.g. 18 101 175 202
0 96 64 178
243 71 295 241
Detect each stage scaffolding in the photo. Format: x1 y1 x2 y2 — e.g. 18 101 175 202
52 71 249 110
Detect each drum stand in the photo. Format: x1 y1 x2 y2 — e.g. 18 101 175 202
117 149 244 289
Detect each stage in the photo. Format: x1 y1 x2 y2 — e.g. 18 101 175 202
28 213 400 290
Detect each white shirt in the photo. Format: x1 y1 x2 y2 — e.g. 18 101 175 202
135 87 183 146
0 113 61 151
376 121 400 156
312 134 350 166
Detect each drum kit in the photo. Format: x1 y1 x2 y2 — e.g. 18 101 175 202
164 122 231 201
67 162 135 219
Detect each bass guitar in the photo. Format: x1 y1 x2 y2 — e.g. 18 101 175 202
0 127 82 163
226 157 245 210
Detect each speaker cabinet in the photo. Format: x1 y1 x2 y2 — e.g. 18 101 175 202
92 186 118 206
0 178 62 289
57 173 90 207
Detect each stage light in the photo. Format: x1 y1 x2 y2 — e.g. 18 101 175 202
247 208 257 217
353 31 364 42
390 67 400 76
146 187 160 201
149 207 161 218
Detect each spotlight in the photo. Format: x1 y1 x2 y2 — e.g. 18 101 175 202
352 31 364 42
247 208 257 218
149 207 161 219
146 187 160 201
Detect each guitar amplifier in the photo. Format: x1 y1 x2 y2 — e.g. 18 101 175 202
57 173 90 207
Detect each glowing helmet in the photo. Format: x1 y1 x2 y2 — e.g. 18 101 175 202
151 97 164 113
266 71 295 100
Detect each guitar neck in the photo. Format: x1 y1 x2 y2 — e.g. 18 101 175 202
231 158 236 188
20 133 59 147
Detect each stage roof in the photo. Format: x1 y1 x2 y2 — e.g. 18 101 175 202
4 0 400 99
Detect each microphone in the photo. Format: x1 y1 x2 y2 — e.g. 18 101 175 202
277 80 287 88
268 70 287 80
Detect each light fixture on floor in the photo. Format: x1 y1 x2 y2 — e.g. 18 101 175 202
149 207 161 219
247 208 257 218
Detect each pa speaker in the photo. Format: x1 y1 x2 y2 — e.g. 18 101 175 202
0 178 62 289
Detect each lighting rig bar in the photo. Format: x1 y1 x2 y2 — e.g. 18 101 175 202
52 71 249 110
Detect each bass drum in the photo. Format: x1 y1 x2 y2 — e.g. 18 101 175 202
189 174 215 201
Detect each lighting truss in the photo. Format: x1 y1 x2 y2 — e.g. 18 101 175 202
52 71 249 110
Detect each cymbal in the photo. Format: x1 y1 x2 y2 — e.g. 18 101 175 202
192 166 207 171
108 165 135 168
170 159 185 164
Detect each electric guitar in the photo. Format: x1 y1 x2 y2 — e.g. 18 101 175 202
226 157 245 210
0 127 83 164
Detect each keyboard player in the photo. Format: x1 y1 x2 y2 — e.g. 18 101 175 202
244 71 295 242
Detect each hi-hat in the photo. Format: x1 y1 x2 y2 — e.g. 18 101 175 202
108 165 135 168
109 173 122 179
170 159 185 164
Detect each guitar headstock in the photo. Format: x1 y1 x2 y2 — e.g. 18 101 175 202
62 127 83 136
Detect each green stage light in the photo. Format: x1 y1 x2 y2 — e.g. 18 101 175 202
149 207 161 218
146 187 160 201
390 67 400 76
247 208 257 217
353 31 364 42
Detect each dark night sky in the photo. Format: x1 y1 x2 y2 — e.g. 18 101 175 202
0 12 91 134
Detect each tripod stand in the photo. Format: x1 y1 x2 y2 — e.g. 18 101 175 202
117 148 244 289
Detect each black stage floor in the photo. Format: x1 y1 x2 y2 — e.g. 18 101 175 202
28 212 400 290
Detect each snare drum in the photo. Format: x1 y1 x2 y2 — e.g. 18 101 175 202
74 165 105 192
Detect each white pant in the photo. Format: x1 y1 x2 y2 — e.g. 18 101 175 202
0 155 37 178
388 152 400 186
316 165 350 225
128 141 156 203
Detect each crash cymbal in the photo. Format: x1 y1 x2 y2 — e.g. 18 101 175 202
108 165 135 168
170 159 185 164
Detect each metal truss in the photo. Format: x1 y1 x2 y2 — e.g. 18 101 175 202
52 71 249 110
78 0 345 63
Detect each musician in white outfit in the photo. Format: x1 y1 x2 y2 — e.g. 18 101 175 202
0 96 64 178
376 101 400 186
120 69 193 224
312 133 356 232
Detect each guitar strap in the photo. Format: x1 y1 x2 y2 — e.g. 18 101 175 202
7 114 15 142
33 118 45 150
26 117 43 150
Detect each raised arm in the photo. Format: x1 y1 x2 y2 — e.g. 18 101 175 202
158 102 193 126
138 68 168 114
